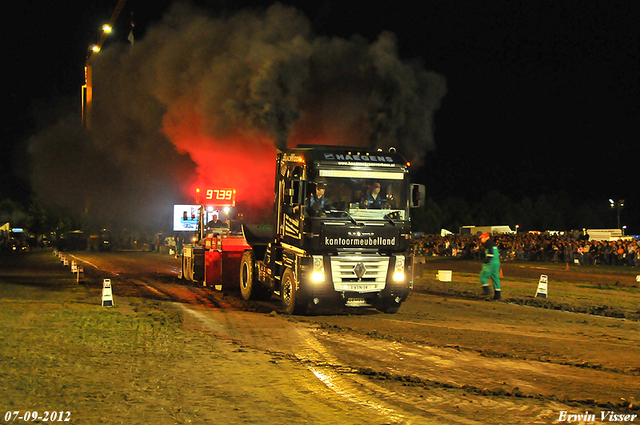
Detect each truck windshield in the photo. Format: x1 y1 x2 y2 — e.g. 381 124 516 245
306 172 408 220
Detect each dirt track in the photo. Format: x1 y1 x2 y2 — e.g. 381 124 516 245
3 251 640 424
85 252 640 418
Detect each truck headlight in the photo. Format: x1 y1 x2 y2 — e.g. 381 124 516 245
312 255 325 282
393 255 405 282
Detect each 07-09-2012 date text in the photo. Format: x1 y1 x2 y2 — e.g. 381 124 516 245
4 411 71 422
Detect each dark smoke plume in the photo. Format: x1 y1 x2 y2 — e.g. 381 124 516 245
28 2 446 231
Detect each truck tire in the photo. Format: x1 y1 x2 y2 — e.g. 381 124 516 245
178 254 184 280
240 250 271 300
281 268 306 315
181 254 191 282
375 298 401 314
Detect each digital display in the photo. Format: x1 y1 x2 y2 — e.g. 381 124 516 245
197 188 236 206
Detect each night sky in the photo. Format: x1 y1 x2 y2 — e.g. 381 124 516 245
3 1 639 230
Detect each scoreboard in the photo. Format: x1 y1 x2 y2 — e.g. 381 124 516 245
196 188 236 206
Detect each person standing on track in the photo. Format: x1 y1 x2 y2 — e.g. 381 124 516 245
479 232 501 300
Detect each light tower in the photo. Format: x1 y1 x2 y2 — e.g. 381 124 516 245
81 0 128 129
609 199 624 230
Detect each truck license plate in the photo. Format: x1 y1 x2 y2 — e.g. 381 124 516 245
349 284 376 290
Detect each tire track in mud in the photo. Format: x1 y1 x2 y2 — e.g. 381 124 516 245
369 315 640 378
413 286 639 321
309 328 640 406
74 252 639 422
159 294 429 423
134 279 571 424
131 278 477 423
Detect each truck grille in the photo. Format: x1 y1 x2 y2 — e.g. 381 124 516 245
329 255 389 293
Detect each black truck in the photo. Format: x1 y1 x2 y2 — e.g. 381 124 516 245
240 145 424 314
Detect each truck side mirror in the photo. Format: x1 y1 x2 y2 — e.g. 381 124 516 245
411 184 425 208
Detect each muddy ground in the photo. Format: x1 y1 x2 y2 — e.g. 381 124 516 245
2 251 640 424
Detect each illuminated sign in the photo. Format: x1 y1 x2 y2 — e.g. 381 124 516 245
319 170 404 179
173 205 199 231
283 153 305 163
323 153 395 163
196 188 236 206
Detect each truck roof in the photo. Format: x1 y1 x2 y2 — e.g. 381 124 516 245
284 145 409 167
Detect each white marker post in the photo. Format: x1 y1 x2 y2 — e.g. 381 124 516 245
77 266 85 284
102 279 114 307
536 274 548 298
437 270 452 282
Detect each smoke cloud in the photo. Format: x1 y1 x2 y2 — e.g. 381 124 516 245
28 2 446 231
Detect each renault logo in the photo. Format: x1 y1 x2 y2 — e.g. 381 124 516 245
353 262 366 278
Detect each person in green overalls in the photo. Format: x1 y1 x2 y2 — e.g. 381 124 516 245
479 232 501 300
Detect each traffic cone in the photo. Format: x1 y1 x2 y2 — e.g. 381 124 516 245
499 268 503 278
565 263 569 271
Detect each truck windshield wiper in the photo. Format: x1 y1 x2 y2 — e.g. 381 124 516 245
384 211 402 225
327 210 358 225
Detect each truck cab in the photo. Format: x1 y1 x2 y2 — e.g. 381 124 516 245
241 145 422 314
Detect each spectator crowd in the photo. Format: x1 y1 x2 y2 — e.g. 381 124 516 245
411 232 640 267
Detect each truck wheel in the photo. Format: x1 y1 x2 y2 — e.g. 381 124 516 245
240 250 271 300
182 254 191 282
375 298 401 314
281 268 306 315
